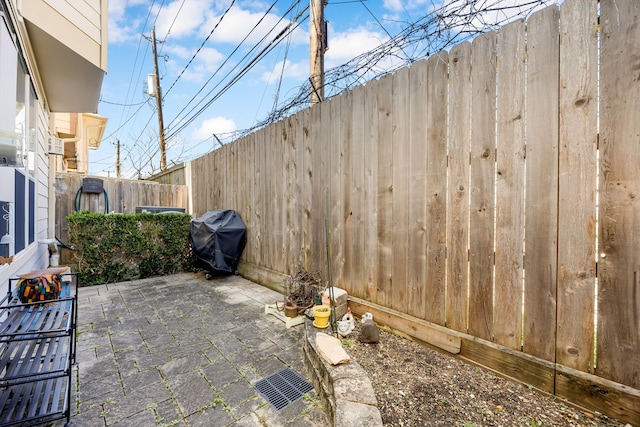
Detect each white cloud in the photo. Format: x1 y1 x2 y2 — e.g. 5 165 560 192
202 7 307 45
192 116 237 141
108 0 148 43
195 47 226 67
153 0 212 40
383 0 431 12
382 0 404 12
163 44 192 60
164 45 225 82
260 59 307 84
325 27 387 68
146 1 307 47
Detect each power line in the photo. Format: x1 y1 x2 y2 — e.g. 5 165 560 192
106 0 169 152
358 0 393 43
165 1 308 141
99 97 147 107
234 0 556 137
102 0 557 177
158 0 187 52
357 0 412 63
163 0 237 98
113 0 157 134
165 0 289 131
101 99 153 142
106 0 305 172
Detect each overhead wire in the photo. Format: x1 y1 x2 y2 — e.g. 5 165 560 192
122 0 174 163
271 0 305 113
106 0 305 174
231 0 556 138
98 0 165 178
164 12 309 142
99 97 147 107
164 0 288 131
163 0 237 97
101 99 153 142
270 32 293 115
358 0 412 61
113 0 157 135
257 1 304 124
101 0 556 177
165 1 308 141
150 0 168 29
158 0 187 53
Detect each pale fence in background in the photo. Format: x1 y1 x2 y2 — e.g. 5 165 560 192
55 174 188 263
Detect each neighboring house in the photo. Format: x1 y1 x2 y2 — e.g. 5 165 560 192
0 0 107 292
52 112 107 174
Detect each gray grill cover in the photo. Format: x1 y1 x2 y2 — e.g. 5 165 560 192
190 210 247 273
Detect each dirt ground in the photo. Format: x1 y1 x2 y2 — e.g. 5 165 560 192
342 323 627 427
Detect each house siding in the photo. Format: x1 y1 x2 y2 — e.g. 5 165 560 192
20 0 106 69
0 2 80 299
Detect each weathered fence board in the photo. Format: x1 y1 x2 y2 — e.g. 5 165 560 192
494 19 526 350
274 120 284 274
285 116 301 274
597 0 640 389
250 130 261 267
376 73 394 309
556 0 598 369
407 58 428 320
351 85 366 298
330 94 344 288
363 78 379 302
425 52 448 326
468 32 497 341
524 4 560 361
261 126 271 270
302 107 314 269
341 91 353 292
446 41 471 333
392 67 410 313
311 104 327 275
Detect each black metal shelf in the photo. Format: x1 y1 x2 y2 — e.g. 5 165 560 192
0 375 70 426
0 274 77 427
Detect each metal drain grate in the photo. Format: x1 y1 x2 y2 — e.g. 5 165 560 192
254 368 314 411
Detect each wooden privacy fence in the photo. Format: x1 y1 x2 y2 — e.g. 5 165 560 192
188 0 639 423
54 174 188 263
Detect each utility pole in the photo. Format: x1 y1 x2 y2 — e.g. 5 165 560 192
150 26 167 171
116 139 121 178
310 0 325 105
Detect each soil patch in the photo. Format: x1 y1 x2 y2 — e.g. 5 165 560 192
343 324 626 427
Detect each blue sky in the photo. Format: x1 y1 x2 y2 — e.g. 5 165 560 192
91 0 555 178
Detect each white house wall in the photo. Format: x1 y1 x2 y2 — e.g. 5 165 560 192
0 5 54 302
0 21 16 133
36 97 49 265
19 0 106 69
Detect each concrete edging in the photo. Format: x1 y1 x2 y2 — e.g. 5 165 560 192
302 319 383 427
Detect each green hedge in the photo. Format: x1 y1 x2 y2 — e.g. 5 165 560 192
67 211 196 287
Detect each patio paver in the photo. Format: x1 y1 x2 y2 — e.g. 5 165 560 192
55 272 329 426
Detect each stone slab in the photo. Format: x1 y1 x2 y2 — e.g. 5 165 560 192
334 400 383 427
316 332 351 365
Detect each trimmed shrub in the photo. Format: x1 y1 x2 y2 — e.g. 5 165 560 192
67 211 195 286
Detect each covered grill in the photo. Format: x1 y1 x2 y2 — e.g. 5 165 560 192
190 210 247 275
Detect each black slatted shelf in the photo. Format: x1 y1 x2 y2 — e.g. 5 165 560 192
0 275 77 427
